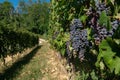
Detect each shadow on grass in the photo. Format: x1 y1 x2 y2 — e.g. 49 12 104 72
0 46 41 80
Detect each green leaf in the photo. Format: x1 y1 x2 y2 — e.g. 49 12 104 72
114 39 120 45
99 61 105 70
80 15 87 23
99 11 112 30
99 11 108 26
96 38 120 75
68 13 74 20
61 48 65 56
87 28 92 40
112 57 120 74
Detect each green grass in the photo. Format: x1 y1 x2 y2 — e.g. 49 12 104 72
0 43 49 80
12 45 48 80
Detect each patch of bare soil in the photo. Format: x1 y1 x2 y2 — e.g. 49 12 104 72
37 38 70 80
41 43 69 80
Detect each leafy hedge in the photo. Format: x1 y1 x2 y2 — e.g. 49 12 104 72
0 26 39 58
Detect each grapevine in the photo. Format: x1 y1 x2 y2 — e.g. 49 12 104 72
67 2 120 63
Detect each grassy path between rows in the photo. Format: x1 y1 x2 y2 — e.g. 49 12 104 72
1 41 69 80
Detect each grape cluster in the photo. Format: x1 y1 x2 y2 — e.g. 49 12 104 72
86 2 110 29
86 7 99 29
108 19 120 37
96 2 110 15
66 2 120 62
70 19 88 61
111 20 119 30
87 2 109 15
86 2 119 45
93 26 108 45
93 19 120 45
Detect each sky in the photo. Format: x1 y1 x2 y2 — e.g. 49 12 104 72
0 0 50 8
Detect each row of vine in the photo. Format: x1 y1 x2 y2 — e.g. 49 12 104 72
0 26 39 65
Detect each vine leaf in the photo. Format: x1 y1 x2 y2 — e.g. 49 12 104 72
114 39 120 45
80 15 87 23
96 38 120 74
99 11 112 30
99 11 107 26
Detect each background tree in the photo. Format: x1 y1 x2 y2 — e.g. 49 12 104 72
16 0 50 34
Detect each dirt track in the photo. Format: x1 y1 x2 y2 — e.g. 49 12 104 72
0 39 72 80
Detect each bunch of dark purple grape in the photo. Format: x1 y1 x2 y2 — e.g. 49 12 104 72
108 19 120 37
86 2 119 45
87 2 110 15
66 2 120 62
93 25 108 45
96 2 110 15
69 19 88 61
86 2 110 29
